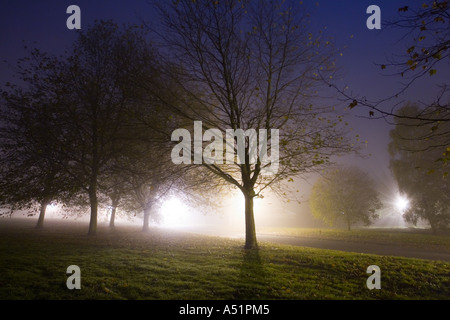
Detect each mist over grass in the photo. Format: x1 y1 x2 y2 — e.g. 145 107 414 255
0 219 449 300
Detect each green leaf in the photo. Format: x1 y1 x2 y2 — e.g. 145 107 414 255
429 69 437 76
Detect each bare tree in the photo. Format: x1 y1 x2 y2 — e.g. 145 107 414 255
149 0 355 249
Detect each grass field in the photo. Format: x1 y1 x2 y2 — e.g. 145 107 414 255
0 219 449 300
259 227 450 250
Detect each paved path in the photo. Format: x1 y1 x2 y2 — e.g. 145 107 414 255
256 234 450 261
172 225 450 261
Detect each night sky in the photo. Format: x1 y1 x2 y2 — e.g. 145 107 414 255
1 0 447 185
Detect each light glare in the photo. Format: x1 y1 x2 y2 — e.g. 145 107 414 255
160 197 189 227
395 195 409 212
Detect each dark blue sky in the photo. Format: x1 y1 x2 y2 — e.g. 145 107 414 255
0 0 445 180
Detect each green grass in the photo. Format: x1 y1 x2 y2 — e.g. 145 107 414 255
259 227 450 250
0 220 449 300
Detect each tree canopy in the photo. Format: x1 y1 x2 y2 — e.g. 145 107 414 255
0 21 178 233
0 49 79 227
310 166 383 231
149 0 355 248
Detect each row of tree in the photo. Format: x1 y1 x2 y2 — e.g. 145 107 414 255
0 1 447 247
0 1 357 249
0 22 187 233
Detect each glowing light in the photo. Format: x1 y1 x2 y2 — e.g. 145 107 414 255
395 195 409 212
231 193 263 211
46 202 59 213
159 197 189 227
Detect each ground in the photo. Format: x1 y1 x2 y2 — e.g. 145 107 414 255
0 219 449 300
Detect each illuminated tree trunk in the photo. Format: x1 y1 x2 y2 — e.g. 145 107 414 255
35 198 50 229
244 193 257 250
142 206 151 232
109 196 119 228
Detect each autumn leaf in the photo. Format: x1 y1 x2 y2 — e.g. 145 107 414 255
398 6 409 12
348 100 358 109
429 69 437 76
381 64 386 70
432 52 442 59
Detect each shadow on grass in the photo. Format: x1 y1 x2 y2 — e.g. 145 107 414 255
233 248 270 299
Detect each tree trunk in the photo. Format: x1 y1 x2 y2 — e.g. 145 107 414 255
88 184 98 235
109 206 117 228
142 207 151 232
244 194 257 249
35 198 50 229
109 197 119 228
425 206 438 234
429 218 438 235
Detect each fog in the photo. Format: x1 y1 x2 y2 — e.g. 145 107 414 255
4 172 424 239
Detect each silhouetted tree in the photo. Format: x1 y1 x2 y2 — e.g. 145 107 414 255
48 21 160 235
389 104 450 233
150 0 355 249
310 166 382 231
0 49 80 228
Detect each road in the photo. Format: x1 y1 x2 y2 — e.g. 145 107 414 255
256 233 450 262
174 225 450 261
